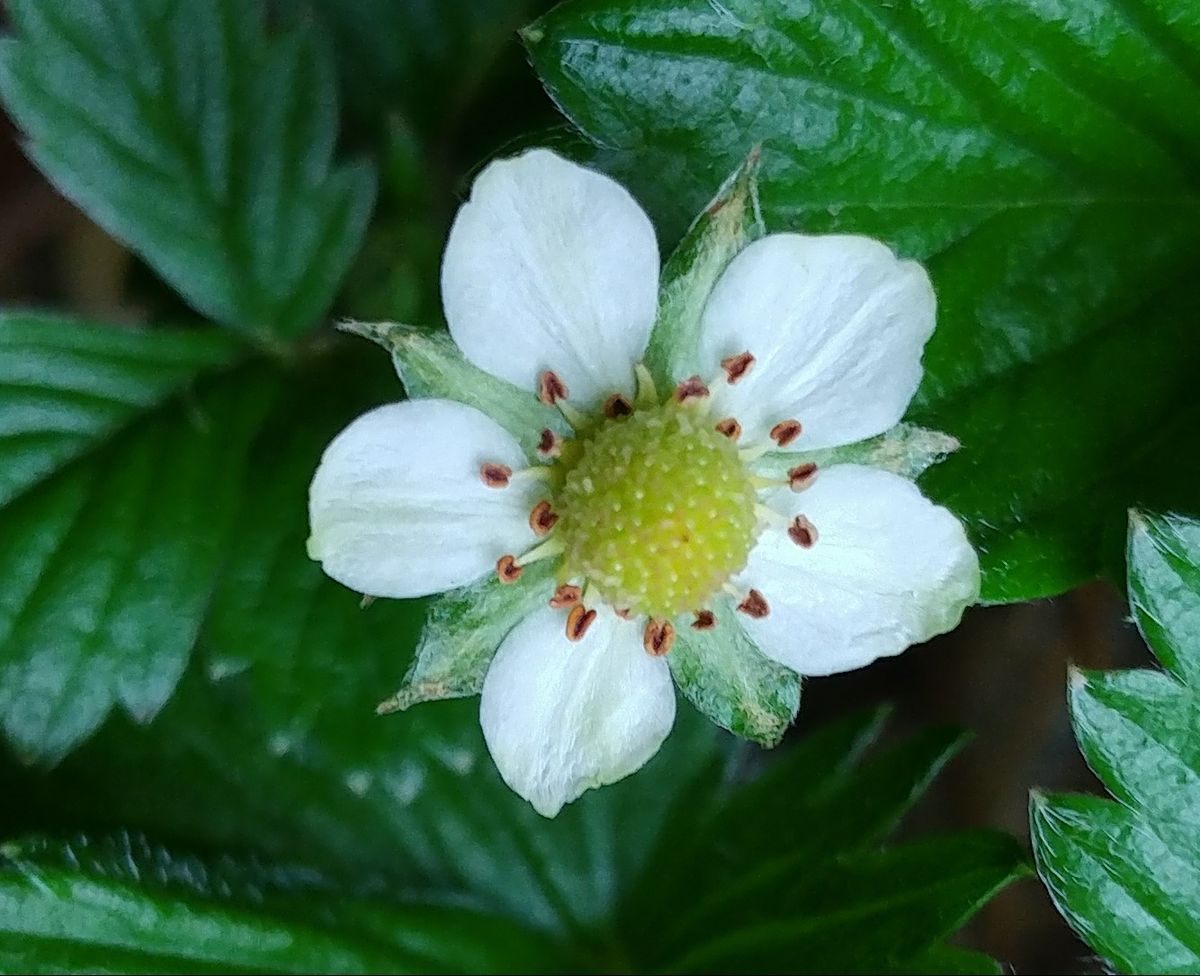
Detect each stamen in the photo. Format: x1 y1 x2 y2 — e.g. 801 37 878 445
737 589 770 618
715 417 742 441
721 351 755 384
674 375 710 404
496 555 523 584
515 536 566 567
692 609 716 630
644 618 676 656
739 443 772 463
634 363 659 407
549 584 582 609
537 370 569 406
770 419 803 448
614 607 633 620
788 514 819 548
480 462 512 488
511 465 553 483
788 462 819 491
557 399 589 430
755 503 789 529
538 370 587 428
604 393 634 418
566 604 597 641
529 500 559 536
537 428 562 460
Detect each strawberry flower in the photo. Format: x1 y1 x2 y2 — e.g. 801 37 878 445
308 149 979 817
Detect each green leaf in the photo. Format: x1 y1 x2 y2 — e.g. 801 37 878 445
9 680 1017 972
620 721 994 970
644 725 971 960
0 315 239 507
0 0 376 339
0 315 260 762
1032 511 1200 973
643 147 763 388
1129 510 1200 686
667 595 799 747
661 831 1029 975
0 833 564 973
525 0 1200 603
1032 792 1200 974
344 321 567 458
377 559 559 713
754 424 960 483
1069 666 1200 845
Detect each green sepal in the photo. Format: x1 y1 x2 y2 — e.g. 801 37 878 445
668 596 800 747
754 423 960 482
377 559 558 713
642 148 765 389
342 321 569 459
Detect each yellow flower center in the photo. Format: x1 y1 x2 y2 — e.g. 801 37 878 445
556 403 758 618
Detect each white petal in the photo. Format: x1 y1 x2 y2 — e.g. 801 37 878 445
441 148 659 409
480 606 675 817
736 465 979 676
698 234 936 450
308 399 539 599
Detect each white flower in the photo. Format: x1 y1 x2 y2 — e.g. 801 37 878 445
308 149 980 818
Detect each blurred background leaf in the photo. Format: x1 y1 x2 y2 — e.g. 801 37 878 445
273 0 552 141
1032 512 1200 974
5 699 1025 972
0 0 375 340
0 833 568 973
0 314 259 761
525 0 1200 604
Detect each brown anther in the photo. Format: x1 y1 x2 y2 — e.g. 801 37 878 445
644 619 676 657
674 375 710 404
737 589 770 619
529 500 559 536
538 370 569 406
788 514 819 549
480 462 512 488
615 607 633 620
770 419 803 448
721 351 755 384
715 417 742 441
787 462 819 491
549 584 582 609
496 555 523 584
566 604 597 642
604 393 634 418
692 610 717 630
537 428 562 459
710 415 739 436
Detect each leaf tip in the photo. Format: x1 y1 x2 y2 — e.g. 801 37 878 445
1127 508 1156 549
376 679 454 715
518 23 546 48
375 696 403 716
